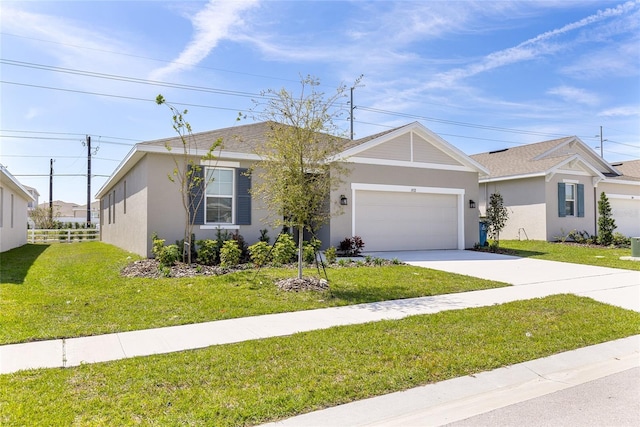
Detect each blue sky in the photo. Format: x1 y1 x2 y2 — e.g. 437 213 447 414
1 0 638 204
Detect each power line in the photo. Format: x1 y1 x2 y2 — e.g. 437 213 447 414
0 80 252 114
0 128 141 142
1 59 269 99
0 154 120 161
0 32 300 85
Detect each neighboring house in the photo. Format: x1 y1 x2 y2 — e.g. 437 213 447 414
598 159 640 238
23 185 40 211
471 137 640 241
0 164 34 252
96 121 488 257
36 200 101 225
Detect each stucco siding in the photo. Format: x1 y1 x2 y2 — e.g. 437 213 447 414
330 163 478 249
479 177 547 240
0 185 29 252
100 154 150 256
545 174 596 241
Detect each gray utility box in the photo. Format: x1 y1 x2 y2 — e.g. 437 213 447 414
632 237 640 257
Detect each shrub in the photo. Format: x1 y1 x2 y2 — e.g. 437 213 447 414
272 233 296 265
302 238 321 264
612 232 631 248
151 233 165 258
196 239 220 265
338 236 365 256
259 229 270 244
324 246 337 264
157 244 180 268
175 233 197 263
597 192 616 246
220 240 241 268
248 241 272 266
230 231 249 263
567 229 593 244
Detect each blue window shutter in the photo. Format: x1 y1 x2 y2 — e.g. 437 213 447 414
576 184 585 217
557 183 566 217
236 168 251 225
188 166 205 225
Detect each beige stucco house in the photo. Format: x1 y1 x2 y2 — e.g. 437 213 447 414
96 121 488 257
1 164 34 252
471 137 640 241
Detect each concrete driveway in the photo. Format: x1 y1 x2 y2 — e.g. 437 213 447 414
368 250 640 312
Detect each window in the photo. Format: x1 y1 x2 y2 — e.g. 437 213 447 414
558 182 584 218
205 168 234 223
10 193 14 228
565 183 575 216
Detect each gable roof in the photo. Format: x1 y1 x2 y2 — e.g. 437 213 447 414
337 122 489 174
97 121 485 198
471 136 620 182
607 159 640 183
0 164 35 202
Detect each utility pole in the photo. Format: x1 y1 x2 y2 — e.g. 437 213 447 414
49 159 54 223
350 86 355 140
596 126 607 158
85 135 92 226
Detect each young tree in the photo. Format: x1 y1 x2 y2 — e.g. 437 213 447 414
156 95 221 264
29 206 60 229
597 191 616 246
485 192 509 246
250 75 357 279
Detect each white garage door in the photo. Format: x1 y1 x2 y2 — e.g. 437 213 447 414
610 197 640 237
354 190 459 251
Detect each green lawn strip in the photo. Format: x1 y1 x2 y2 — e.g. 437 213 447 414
498 240 640 271
0 243 506 345
1 294 638 426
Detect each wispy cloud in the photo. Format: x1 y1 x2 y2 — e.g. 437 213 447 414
149 0 259 81
547 86 600 106
422 0 639 90
598 106 640 117
0 5 130 68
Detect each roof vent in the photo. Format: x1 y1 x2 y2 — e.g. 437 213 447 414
611 162 623 167
489 148 508 154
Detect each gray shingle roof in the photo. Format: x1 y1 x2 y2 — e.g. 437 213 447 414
139 121 355 154
470 137 576 179
609 159 640 182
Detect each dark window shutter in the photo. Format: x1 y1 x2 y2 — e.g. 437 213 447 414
576 183 585 217
236 168 251 225
188 166 205 225
557 183 566 217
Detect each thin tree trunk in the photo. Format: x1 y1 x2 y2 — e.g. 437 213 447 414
298 226 304 279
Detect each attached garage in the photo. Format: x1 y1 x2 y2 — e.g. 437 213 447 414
608 195 640 237
351 183 465 251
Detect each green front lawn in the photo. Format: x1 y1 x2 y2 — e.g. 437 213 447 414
1 294 638 426
0 242 507 345
498 240 640 270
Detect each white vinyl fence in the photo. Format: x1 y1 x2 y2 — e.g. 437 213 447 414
28 229 100 244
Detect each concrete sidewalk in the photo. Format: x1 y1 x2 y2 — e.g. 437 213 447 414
1 250 639 425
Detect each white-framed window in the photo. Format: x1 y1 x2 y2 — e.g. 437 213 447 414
205 168 234 224
564 183 575 216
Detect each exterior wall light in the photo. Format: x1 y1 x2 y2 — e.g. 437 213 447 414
340 195 348 205
469 199 476 209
